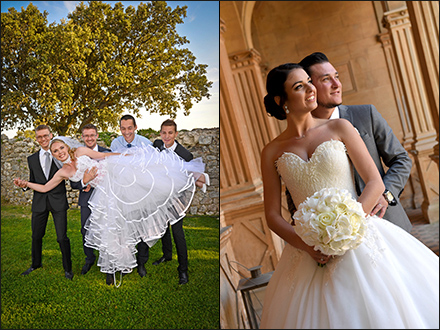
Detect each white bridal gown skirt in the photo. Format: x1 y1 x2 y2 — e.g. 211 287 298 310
84 145 204 274
259 216 439 329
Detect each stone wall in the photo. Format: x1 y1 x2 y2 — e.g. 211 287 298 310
1 128 219 216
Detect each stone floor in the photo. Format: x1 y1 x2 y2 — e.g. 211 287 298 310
407 208 439 256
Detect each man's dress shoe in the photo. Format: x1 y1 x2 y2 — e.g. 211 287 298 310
21 266 40 276
152 256 172 266
179 271 188 285
137 263 147 277
81 263 93 275
106 273 114 285
65 271 74 280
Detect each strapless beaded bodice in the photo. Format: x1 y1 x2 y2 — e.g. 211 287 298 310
275 140 358 207
69 155 108 187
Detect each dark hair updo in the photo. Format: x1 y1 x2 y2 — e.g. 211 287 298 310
264 63 303 120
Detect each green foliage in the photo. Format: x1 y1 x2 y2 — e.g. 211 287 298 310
137 128 159 140
1 203 220 329
1 1 212 136
14 130 35 139
97 131 118 147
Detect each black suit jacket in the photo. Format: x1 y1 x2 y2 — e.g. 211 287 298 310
153 139 193 162
27 150 68 213
70 145 111 207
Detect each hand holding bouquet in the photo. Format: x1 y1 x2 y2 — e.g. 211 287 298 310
293 187 368 265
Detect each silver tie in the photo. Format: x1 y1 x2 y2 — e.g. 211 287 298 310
44 151 51 179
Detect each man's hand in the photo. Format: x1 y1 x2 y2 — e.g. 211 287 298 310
370 194 388 218
14 178 27 188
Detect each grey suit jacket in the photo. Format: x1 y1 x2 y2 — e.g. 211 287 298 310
339 104 413 232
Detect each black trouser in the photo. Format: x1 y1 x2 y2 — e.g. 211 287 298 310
31 209 71 272
136 240 149 266
161 219 188 273
80 206 96 264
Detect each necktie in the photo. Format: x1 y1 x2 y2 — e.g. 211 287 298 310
127 143 132 148
44 151 51 179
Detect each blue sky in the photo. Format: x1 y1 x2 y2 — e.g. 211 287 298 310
1 1 219 136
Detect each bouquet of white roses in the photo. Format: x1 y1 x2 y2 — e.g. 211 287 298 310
293 187 368 260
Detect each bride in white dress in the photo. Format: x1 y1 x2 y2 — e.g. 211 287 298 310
14 136 204 276
259 63 439 328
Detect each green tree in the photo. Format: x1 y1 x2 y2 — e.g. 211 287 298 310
14 129 35 139
1 1 212 136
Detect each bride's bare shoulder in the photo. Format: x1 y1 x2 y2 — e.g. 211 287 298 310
58 163 76 178
262 137 288 165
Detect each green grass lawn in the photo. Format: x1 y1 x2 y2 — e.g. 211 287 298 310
1 203 220 329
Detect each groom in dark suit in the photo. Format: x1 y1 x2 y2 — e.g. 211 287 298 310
286 52 412 232
20 125 73 279
70 124 111 277
151 119 193 284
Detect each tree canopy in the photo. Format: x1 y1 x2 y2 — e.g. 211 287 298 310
1 1 212 135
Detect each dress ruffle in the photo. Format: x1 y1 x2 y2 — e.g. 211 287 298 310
77 145 201 274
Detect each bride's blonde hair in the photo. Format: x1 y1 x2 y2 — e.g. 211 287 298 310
50 138 77 161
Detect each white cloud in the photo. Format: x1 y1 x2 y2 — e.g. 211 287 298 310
63 1 79 14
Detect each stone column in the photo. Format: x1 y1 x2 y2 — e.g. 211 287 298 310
220 226 248 329
220 19 281 273
377 32 414 149
406 1 439 167
383 6 439 222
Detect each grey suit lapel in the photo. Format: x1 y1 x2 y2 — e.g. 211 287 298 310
338 105 350 121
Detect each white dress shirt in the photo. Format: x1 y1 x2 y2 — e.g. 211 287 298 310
329 106 340 119
164 141 177 152
39 148 54 175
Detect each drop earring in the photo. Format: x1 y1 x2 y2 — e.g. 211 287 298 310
284 105 290 114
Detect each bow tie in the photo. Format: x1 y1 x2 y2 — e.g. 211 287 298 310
127 143 132 148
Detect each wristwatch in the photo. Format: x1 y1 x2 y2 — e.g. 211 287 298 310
383 189 397 206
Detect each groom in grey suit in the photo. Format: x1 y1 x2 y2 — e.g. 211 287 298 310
286 52 412 232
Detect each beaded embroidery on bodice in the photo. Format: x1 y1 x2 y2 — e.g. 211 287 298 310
69 155 108 187
276 140 358 206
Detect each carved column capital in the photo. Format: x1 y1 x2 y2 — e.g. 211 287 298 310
220 18 227 35
229 49 262 70
382 7 410 29
377 32 391 47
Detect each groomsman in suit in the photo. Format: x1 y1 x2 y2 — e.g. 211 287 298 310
70 124 111 277
286 52 412 232
19 125 73 279
108 114 152 284
151 119 193 285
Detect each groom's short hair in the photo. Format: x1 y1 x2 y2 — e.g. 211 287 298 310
299 52 330 76
120 114 136 127
35 124 51 133
81 123 98 133
160 119 177 131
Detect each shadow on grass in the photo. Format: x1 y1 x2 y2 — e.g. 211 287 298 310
1 204 220 329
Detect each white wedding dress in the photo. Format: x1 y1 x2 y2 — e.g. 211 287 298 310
260 140 439 329
69 145 204 274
